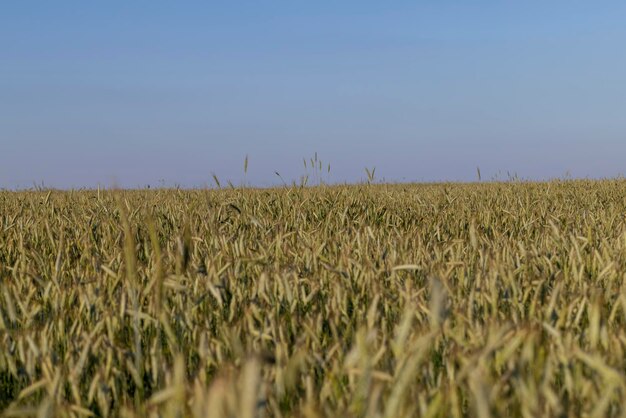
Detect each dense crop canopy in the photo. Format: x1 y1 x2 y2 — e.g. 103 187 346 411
2 181 626 417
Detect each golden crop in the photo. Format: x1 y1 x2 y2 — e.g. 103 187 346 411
2 180 626 417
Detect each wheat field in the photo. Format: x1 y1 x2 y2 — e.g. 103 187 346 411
2 180 626 417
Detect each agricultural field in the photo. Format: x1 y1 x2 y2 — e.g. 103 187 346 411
3 180 626 417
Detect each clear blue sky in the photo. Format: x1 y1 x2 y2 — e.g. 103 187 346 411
2 1 626 188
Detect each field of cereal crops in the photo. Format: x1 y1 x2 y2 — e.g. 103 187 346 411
2 180 626 417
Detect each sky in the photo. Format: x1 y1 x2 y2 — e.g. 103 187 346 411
2 1 626 188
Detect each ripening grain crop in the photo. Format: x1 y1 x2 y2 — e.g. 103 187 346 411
2 180 626 417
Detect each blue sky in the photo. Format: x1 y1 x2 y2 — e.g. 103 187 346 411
2 1 626 188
